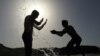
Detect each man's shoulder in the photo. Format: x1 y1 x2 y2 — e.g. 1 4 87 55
68 25 74 29
26 15 31 18
25 15 31 21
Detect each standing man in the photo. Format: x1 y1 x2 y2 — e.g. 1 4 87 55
22 10 47 56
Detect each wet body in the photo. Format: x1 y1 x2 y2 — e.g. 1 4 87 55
22 10 47 56
51 20 82 54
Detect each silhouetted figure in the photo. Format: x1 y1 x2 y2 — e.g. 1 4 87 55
22 10 47 56
51 20 83 56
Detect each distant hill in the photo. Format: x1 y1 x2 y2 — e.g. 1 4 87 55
53 46 100 56
0 44 100 56
0 44 44 56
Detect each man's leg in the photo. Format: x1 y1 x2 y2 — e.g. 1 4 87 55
66 39 75 56
25 41 32 56
76 38 85 56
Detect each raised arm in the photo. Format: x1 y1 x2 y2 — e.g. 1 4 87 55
34 19 47 30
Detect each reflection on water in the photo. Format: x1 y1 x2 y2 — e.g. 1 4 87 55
70 54 100 56
40 48 100 56
45 54 100 56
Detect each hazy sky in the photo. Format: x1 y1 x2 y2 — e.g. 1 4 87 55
0 0 100 48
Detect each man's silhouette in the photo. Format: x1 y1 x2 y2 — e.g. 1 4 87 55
22 10 47 56
51 20 82 55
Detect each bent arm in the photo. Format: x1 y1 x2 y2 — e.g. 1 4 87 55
34 18 43 25
34 19 47 30
51 29 67 36
55 31 64 36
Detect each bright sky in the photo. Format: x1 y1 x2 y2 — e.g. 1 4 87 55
0 0 100 48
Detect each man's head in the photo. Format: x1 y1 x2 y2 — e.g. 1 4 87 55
62 20 68 28
31 10 39 18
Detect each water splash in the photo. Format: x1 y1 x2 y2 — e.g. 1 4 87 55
40 49 50 56
40 48 57 56
49 48 57 56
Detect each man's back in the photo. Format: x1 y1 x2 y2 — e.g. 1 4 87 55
64 25 81 39
24 15 34 33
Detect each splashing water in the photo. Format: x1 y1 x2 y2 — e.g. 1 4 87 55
49 48 57 56
40 48 57 56
33 29 57 56
40 49 50 56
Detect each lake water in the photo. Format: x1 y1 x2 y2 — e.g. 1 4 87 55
58 54 100 56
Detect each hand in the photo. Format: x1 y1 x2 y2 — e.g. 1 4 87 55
45 19 47 23
41 18 44 22
51 30 56 34
42 18 44 20
57 33 62 36
41 19 47 29
44 19 47 24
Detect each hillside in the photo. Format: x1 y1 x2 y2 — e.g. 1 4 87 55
0 44 100 56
